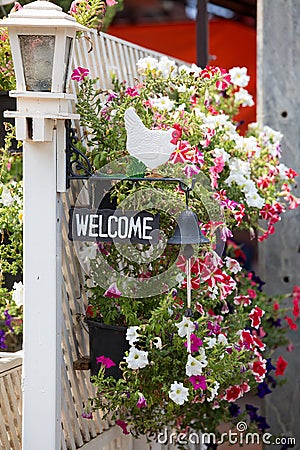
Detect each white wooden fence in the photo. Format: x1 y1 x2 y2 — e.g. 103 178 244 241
0 30 189 450
0 352 22 450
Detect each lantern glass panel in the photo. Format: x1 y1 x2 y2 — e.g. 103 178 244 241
19 35 55 91
62 36 73 93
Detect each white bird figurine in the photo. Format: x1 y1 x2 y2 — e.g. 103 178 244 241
124 107 176 170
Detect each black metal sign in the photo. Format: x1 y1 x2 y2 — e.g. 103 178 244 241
68 208 160 244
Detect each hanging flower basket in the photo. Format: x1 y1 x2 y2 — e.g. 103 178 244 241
85 319 129 379
74 55 300 442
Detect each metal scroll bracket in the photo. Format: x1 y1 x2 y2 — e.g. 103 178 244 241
65 120 93 189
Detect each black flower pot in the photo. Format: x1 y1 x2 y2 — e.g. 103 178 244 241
86 319 129 380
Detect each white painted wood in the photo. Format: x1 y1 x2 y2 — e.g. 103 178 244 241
80 427 132 450
0 351 22 373
22 131 62 449
0 0 14 5
0 353 22 450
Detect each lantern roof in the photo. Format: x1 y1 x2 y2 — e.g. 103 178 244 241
3 0 87 31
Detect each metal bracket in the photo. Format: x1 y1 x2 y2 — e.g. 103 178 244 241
65 120 93 189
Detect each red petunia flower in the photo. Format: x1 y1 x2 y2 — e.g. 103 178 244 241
170 124 182 145
249 305 265 329
275 356 288 376
284 316 298 331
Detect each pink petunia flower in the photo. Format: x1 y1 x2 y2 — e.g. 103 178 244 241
106 0 118 5
189 375 207 390
71 66 89 82
96 355 116 368
104 282 122 298
81 411 93 419
116 419 129 435
184 164 200 178
184 334 203 353
136 395 147 409
10 2 23 12
125 87 139 97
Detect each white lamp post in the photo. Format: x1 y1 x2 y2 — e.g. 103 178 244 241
4 3 86 449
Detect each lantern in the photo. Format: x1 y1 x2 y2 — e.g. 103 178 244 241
4 0 86 93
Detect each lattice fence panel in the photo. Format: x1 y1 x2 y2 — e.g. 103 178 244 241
0 353 22 450
61 30 177 449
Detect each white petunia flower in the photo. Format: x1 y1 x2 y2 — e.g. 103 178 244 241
225 257 242 274
190 63 203 76
228 158 251 176
207 381 220 402
212 147 230 163
151 95 175 111
218 334 228 345
126 326 140 345
178 64 192 74
125 346 149 370
12 281 24 307
241 178 257 194
245 191 265 209
136 56 158 74
204 337 217 348
236 135 260 157
169 381 189 405
277 163 289 179
229 67 250 87
234 88 254 107
225 173 248 188
177 84 187 93
158 56 177 78
176 316 195 337
186 354 206 376
153 337 162 349
0 185 14 206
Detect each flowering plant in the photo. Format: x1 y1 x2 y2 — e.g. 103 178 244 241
68 0 122 32
72 55 300 443
0 0 122 349
0 282 23 350
0 25 15 91
0 124 23 350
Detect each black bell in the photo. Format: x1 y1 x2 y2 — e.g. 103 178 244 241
168 209 210 245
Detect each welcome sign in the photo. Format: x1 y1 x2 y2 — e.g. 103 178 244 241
69 208 160 244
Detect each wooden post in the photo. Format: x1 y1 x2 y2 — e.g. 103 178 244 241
22 127 62 449
257 0 300 442
196 0 208 68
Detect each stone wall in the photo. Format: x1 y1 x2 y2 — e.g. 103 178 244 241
257 0 300 445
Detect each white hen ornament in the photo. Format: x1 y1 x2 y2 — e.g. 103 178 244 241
124 107 176 170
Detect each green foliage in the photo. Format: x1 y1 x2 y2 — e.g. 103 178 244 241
0 26 15 91
68 0 124 32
